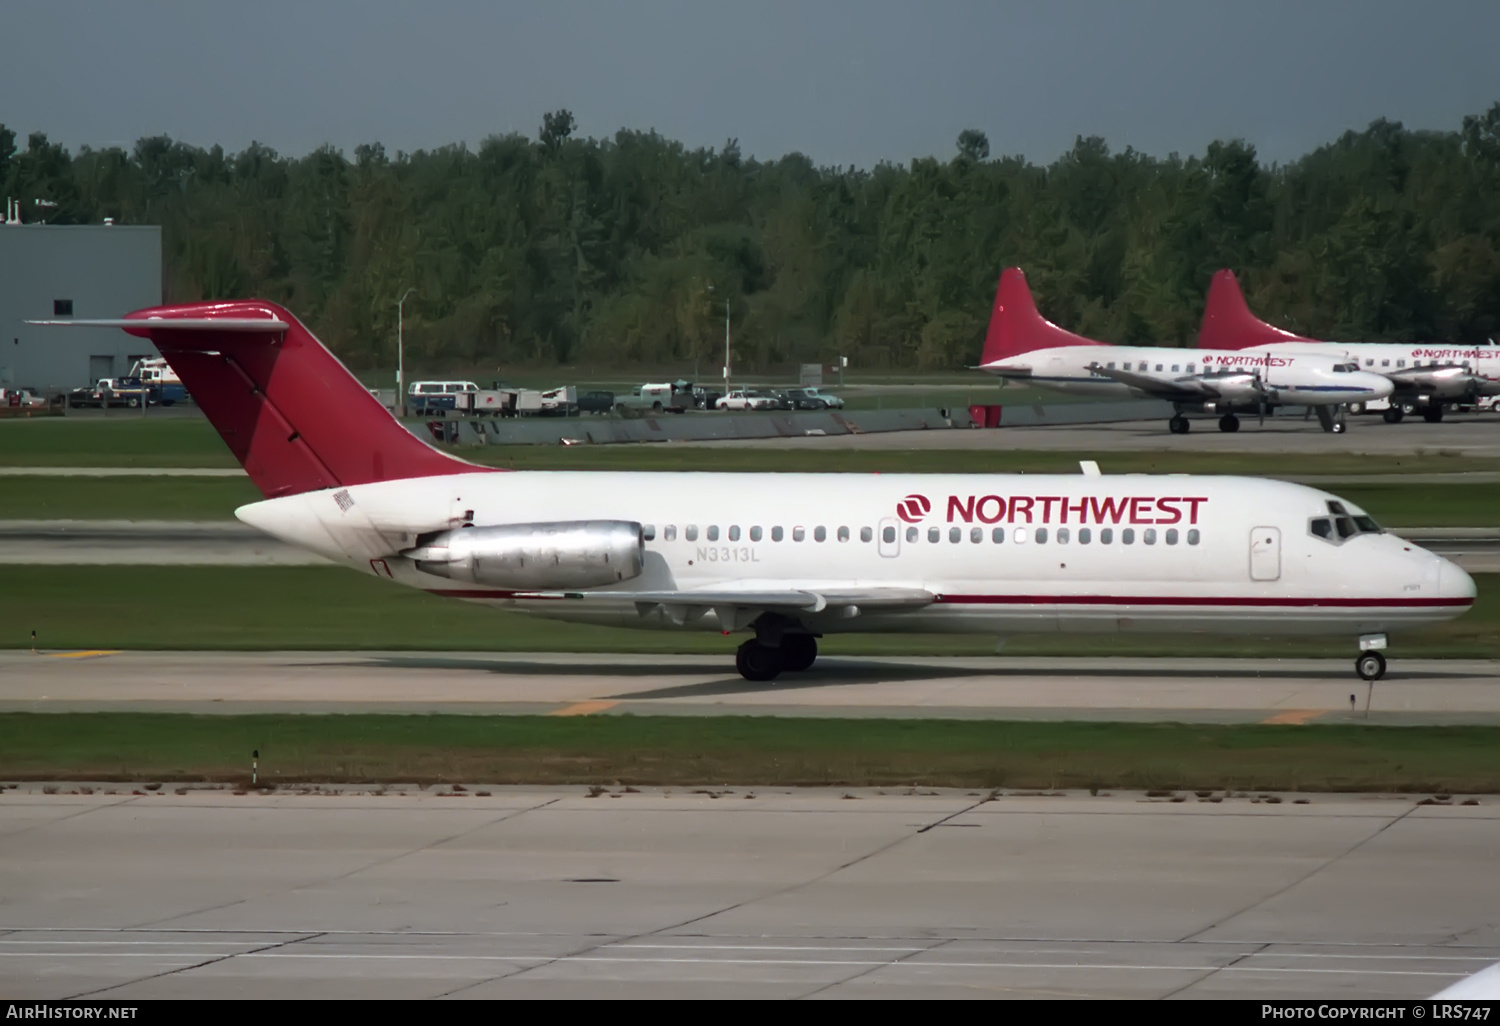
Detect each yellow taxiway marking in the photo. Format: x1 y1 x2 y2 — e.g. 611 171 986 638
551 700 619 717
43 650 121 660
1261 709 1326 725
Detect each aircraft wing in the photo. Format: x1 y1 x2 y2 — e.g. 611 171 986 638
1433 961 1500 998
1086 364 1225 400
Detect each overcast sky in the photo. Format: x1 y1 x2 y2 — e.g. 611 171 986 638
6 1 1499 168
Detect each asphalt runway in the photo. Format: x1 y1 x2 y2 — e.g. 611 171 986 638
4 650 1499 724
2 787 1495 999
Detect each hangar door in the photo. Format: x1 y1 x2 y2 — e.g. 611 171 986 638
1249 527 1281 581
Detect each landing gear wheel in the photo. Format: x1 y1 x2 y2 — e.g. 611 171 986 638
735 639 784 681
1331 417 1347 434
1349 402 1365 415
1423 405 1445 423
1169 415 1190 434
1383 407 1404 424
781 635 818 672
1217 413 1240 433
1355 651 1386 681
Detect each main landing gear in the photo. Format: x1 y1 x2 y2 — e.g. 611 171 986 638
1218 413 1240 433
1169 415 1191 434
1422 404 1445 423
1313 405 1348 434
1355 634 1388 681
734 634 818 681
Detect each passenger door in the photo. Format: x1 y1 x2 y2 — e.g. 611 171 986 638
1249 527 1281 581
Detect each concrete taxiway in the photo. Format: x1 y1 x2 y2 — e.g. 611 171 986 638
3 650 1498 724
1 787 1495 999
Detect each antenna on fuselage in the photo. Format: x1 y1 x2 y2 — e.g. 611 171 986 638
1079 460 1101 477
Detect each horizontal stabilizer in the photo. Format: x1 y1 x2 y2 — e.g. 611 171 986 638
27 318 289 332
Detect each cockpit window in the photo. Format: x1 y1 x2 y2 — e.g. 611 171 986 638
1334 363 1356 373
1310 518 1333 540
1354 515 1382 534
1326 501 1348 515
1335 517 1357 539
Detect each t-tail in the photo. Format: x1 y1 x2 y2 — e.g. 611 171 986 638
31 301 490 499
978 267 1108 366
1198 270 1320 351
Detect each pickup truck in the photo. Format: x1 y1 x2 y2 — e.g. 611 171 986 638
68 377 153 409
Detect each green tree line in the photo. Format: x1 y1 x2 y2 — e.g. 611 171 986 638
4 105 1500 371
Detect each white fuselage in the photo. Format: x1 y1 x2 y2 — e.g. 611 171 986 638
981 345 1393 406
237 471 1473 639
1231 342 1500 400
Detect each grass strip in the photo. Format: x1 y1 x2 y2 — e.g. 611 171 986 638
2 714 1497 792
5 566 1499 657
0 476 261 520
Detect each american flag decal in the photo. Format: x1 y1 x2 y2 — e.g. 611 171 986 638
333 489 355 512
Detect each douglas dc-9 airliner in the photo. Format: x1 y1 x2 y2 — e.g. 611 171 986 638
33 280 1474 682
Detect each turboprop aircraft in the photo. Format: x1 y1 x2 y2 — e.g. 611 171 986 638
31 292 1472 682
1198 269 1500 423
975 268 1394 433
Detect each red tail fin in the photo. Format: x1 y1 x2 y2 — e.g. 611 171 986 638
117 300 490 499
1198 270 1319 351
979 268 1108 364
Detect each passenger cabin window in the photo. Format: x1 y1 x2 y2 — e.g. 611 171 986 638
1035 527 1049 544
1100 528 1113 544
1187 529 1200 545
1397 359 1406 368
928 527 940 543
1186 363 1195 373
949 527 961 543
1013 527 1028 544
882 526 896 543
685 525 699 541
814 526 827 542
793 527 806 542
750 526 762 542
1165 528 1178 545
664 525 677 541
1122 528 1135 544
1078 528 1091 544
1155 364 1163 372
1057 527 1070 544
1171 364 1180 373
970 527 982 543
707 525 719 542
1144 528 1157 545
728 526 740 541
991 527 1005 543
772 526 784 542
860 526 873 543
906 526 919 542
642 525 656 541
838 526 850 542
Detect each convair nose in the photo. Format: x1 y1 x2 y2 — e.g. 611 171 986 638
1361 372 1395 400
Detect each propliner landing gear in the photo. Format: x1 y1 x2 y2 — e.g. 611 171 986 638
1355 633 1388 681
1314 404 1349 434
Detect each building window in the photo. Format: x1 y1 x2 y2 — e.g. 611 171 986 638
53 299 73 317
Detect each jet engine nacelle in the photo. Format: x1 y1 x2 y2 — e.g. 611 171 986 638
404 520 644 589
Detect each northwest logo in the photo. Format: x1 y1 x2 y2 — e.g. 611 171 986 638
896 494 931 523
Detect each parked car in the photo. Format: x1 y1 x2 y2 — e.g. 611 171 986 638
783 388 830 410
577 390 615 414
715 389 778 411
0 387 47 409
800 386 845 409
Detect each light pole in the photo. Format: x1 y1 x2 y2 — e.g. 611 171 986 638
707 285 729 392
396 288 416 418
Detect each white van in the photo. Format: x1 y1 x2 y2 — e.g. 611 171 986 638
408 381 479 413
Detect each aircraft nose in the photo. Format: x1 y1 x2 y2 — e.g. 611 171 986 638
1439 556 1478 603
1365 373 1395 399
